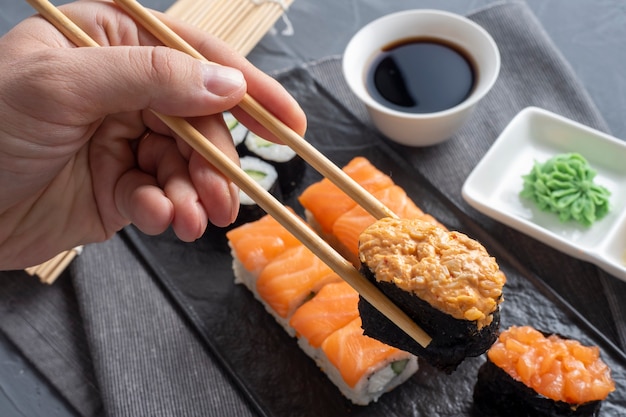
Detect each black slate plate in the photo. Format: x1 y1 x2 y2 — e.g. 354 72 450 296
121 66 626 416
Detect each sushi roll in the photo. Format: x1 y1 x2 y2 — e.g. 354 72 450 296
472 325 615 416
201 156 282 249
290 281 419 405
236 156 282 225
357 217 506 373
244 131 305 195
318 317 418 406
255 245 341 334
290 280 361 355
223 111 248 150
226 209 301 286
299 157 394 236
298 156 444 266
227 213 419 405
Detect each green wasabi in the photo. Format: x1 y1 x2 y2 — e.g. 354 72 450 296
520 153 611 226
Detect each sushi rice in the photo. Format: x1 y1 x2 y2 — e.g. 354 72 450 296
244 131 297 163
239 156 279 206
223 111 248 147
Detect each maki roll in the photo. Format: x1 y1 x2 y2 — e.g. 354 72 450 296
223 111 248 150
244 131 305 195
201 156 282 249
298 156 444 266
357 217 506 372
473 325 615 416
331 184 442 266
290 281 418 405
315 316 418 406
237 156 282 224
299 157 394 236
255 245 340 333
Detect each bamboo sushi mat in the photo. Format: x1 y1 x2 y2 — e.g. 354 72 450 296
167 0 294 55
25 0 294 284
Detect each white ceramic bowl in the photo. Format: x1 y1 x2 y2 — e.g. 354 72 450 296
462 107 626 281
342 9 500 146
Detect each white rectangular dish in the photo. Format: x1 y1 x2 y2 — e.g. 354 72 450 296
462 106 626 280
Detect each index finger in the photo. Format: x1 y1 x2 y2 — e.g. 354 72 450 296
155 11 308 143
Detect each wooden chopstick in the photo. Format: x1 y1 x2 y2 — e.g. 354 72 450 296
25 0 431 348
24 246 83 284
112 0 398 223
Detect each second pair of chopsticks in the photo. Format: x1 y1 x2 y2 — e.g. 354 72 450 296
24 0 431 348
24 246 83 284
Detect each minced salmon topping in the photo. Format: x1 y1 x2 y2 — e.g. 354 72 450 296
488 326 615 404
358 218 505 329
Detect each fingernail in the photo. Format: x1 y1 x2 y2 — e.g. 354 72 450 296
202 63 245 97
229 182 240 223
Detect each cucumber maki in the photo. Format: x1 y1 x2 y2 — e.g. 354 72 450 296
237 155 282 224
244 131 305 196
223 111 248 152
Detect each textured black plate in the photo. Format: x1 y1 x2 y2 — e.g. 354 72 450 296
122 66 626 416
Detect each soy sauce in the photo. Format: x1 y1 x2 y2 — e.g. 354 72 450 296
366 37 476 113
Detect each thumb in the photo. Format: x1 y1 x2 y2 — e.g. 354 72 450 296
35 46 247 122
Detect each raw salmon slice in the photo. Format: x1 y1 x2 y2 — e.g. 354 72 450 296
298 157 394 234
256 245 340 318
290 281 360 348
321 317 404 388
332 185 432 264
488 325 615 404
226 210 301 276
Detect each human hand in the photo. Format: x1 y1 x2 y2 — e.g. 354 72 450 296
0 0 306 269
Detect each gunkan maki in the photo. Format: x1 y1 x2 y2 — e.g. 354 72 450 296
357 217 506 373
472 325 615 417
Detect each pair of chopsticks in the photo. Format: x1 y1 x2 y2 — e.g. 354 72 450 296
24 246 83 284
25 0 431 348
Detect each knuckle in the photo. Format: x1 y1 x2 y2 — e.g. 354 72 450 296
145 46 191 88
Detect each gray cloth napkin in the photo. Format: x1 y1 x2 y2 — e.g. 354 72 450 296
1 2 625 416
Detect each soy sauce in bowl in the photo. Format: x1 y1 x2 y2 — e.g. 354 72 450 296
366 37 476 114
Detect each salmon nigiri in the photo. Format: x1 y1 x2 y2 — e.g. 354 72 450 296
298 157 394 234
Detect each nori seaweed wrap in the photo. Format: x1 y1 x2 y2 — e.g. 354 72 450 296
358 276 500 373
357 217 506 373
236 156 282 224
472 326 615 417
473 359 601 417
244 131 305 196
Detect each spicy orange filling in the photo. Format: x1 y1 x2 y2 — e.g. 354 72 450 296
488 326 615 404
358 217 505 329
